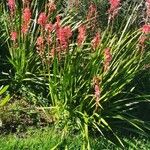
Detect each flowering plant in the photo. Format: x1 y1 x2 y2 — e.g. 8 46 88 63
0 0 150 149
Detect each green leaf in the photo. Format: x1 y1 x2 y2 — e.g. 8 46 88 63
0 85 9 95
0 94 10 107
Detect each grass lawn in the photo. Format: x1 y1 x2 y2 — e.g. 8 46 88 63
0 127 150 150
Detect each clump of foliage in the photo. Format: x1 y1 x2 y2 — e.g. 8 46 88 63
0 0 150 149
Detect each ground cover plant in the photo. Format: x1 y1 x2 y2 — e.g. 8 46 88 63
0 0 150 149
0 127 150 150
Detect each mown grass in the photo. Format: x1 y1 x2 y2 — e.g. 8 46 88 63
0 127 150 150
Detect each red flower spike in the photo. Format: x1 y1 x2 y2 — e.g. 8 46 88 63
94 84 101 99
63 26 72 39
57 26 72 49
91 32 101 49
38 12 47 27
23 8 31 23
22 7 31 34
87 3 97 20
36 36 44 45
54 15 61 31
51 48 55 58
104 48 112 72
77 25 86 47
141 24 150 34
45 23 53 32
93 76 101 112
108 0 121 20
36 36 45 58
8 0 15 13
109 0 120 10
10 31 17 41
146 0 150 17
21 25 28 33
147 0 150 3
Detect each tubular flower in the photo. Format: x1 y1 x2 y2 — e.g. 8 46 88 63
139 24 150 50
36 36 45 57
57 26 72 49
91 32 101 49
77 25 86 47
94 84 101 101
104 48 112 72
37 12 47 27
54 15 61 31
45 23 53 45
108 0 121 20
22 7 31 33
146 0 150 17
109 0 120 10
50 48 55 58
139 35 147 45
93 76 101 112
86 3 97 32
8 0 16 14
23 7 31 23
45 23 53 32
48 1 56 13
139 35 147 52
63 26 72 39
87 3 97 20
10 31 17 41
36 36 44 45
141 24 150 34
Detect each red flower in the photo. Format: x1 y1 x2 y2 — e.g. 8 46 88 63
51 48 55 57
57 26 72 49
8 0 16 13
104 48 112 71
36 36 45 58
104 48 112 61
91 32 101 49
93 76 101 111
86 3 97 32
22 7 31 33
36 36 44 45
54 15 61 31
45 23 53 32
38 12 47 27
108 0 121 20
10 31 17 41
146 0 150 3
109 0 120 10
141 24 150 34
87 3 97 20
63 26 72 39
146 0 150 17
21 25 28 33
94 84 100 99
23 8 31 23
77 25 86 46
